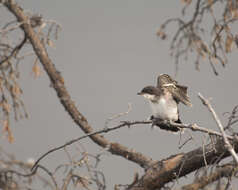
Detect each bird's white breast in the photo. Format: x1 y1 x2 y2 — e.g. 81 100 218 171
149 97 178 121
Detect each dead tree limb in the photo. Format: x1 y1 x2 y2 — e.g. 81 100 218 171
128 138 238 190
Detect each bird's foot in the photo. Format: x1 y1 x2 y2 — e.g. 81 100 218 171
151 118 182 133
151 117 164 127
168 120 185 134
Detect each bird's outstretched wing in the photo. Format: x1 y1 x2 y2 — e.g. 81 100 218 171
157 74 192 107
157 74 178 87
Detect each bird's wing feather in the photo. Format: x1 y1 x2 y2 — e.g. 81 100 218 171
169 85 192 107
157 74 177 88
157 74 192 107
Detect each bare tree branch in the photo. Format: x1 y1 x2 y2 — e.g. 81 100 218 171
0 33 27 65
181 162 237 190
154 120 233 140
128 138 238 190
31 120 151 171
0 164 58 190
31 116 236 172
27 117 238 189
3 0 153 169
198 93 238 164
158 0 238 75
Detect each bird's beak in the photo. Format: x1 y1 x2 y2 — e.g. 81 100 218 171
137 92 143 95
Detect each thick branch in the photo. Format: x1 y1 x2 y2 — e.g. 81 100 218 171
129 138 238 190
3 0 153 169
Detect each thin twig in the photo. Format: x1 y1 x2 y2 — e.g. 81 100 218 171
178 137 193 149
198 93 238 165
0 164 58 190
0 33 27 65
104 103 132 128
31 120 151 171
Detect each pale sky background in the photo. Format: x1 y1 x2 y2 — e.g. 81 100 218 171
1 0 238 189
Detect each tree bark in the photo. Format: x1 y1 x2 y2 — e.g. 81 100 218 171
129 138 238 190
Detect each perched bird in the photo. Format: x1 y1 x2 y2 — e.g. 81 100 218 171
138 74 192 132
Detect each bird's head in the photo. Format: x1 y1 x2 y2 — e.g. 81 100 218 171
137 86 159 101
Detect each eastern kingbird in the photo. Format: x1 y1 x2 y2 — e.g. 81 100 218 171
138 74 192 132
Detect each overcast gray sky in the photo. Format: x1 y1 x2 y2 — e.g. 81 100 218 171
1 0 238 188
